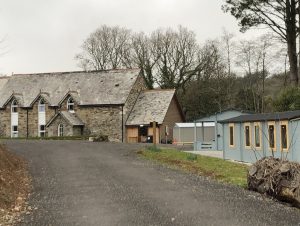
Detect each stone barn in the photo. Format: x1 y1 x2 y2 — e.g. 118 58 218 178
0 69 184 143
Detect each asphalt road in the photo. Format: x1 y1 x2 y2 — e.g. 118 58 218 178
5 140 300 226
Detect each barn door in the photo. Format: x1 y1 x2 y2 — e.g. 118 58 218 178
127 127 138 143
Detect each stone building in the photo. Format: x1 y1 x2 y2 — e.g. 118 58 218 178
0 69 184 143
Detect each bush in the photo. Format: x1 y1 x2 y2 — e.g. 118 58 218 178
273 87 300 111
146 145 161 152
186 153 198 161
93 134 109 142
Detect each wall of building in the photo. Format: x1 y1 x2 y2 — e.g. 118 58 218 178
27 97 56 137
223 120 295 163
76 105 123 142
173 126 215 143
47 115 73 137
160 97 184 143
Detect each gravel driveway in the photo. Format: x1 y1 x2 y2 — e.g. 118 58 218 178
4 140 300 226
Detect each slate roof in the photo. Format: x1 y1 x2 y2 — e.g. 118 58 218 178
46 111 84 127
126 89 175 126
0 69 140 108
220 110 300 123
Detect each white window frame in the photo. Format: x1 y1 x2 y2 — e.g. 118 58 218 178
67 97 75 113
38 98 46 112
58 124 64 137
11 99 18 113
11 125 18 138
39 125 46 137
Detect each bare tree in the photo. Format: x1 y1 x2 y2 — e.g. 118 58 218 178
75 25 132 70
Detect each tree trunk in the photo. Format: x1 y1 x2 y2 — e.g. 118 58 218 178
286 0 298 86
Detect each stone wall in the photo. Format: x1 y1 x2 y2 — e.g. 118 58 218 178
27 97 56 137
47 114 73 137
76 106 123 141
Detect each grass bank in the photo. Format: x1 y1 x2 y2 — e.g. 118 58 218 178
140 146 248 187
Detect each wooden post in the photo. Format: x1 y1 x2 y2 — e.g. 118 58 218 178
153 121 157 145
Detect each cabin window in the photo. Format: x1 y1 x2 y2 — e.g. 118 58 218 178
254 123 261 148
58 124 64 137
244 124 251 148
39 125 46 137
67 97 74 112
280 122 288 151
229 124 234 147
11 100 18 113
268 123 276 150
38 98 45 112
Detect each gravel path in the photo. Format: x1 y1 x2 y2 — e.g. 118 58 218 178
5 140 300 226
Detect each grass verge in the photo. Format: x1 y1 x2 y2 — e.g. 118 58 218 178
140 147 248 187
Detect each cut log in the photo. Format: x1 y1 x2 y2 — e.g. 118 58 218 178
248 157 300 207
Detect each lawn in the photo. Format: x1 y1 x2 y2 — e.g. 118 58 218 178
140 146 248 187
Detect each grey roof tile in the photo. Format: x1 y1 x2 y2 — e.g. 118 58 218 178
126 89 175 125
0 69 140 107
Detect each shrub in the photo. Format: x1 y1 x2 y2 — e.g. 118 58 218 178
273 87 300 111
186 153 198 161
93 134 109 142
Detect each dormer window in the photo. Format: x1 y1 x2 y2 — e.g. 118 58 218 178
67 97 74 112
38 98 46 112
11 100 18 113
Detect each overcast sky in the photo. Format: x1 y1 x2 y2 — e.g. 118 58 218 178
0 0 260 75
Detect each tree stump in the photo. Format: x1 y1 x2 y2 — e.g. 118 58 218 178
248 157 300 207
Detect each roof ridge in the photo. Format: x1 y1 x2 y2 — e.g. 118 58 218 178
12 68 140 76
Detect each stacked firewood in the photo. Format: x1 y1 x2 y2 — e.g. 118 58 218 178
248 157 300 207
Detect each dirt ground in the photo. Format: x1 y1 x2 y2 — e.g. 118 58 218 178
0 144 30 225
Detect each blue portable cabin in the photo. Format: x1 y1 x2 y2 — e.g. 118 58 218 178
194 109 252 151
220 110 300 163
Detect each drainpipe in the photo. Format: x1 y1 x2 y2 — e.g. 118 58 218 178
121 105 124 143
26 109 29 138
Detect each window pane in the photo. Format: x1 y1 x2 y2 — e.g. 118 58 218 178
245 126 250 147
255 126 260 147
281 125 287 149
229 126 234 146
13 126 18 131
269 125 275 148
39 105 45 112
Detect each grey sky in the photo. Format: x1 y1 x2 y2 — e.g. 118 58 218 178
0 0 259 75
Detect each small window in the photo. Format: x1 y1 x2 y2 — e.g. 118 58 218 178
39 125 46 137
254 124 261 148
245 124 251 148
58 124 64 137
38 98 46 112
67 97 74 112
281 123 288 151
11 100 18 113
11 125 18 138
268 124 275 149
229 124 234 147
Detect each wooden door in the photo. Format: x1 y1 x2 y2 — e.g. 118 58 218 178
127 127 138 143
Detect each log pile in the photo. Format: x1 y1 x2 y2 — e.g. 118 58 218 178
248 157 300 207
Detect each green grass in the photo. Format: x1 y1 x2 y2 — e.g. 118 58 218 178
140 148 248 187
